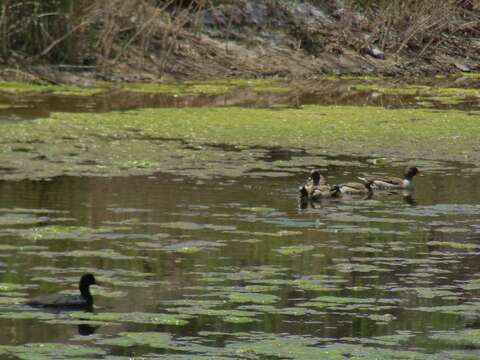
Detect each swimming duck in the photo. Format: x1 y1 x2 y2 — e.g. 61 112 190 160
27 273 97 309
299 184 340 201
304 170 330 195
358 166 419 190
310 184 341 200
337 181 373 196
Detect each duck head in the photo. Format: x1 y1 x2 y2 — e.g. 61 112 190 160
310 170 325 186
80 273 97 287
79 273 97 300
404 166 419 179
310 170 320 185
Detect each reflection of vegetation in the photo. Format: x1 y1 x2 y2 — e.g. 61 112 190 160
354 82 480 105
125 79 288 95
0 78 288 96
353 83 430 95
0 81 108 95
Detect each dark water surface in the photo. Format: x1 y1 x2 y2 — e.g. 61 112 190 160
1 160 480 358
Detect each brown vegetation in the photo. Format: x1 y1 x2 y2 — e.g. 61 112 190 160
0 0 479 82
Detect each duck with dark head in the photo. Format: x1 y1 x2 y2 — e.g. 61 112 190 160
303 170 328 194
27 273 98 310
358 166 419 191
300 169 340 200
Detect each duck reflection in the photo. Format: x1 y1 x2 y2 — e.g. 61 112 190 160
77 323 97 336
402 190 417 206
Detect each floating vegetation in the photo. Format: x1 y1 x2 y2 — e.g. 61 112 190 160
0 297 26 305
0 343 106 359
429 329 480 347
274 245 314 256
415 303 480 317
96 332 176 348
414 287 459 300
164 240 225 254
8 225 130 242
228 292 280 305
69 312 191 326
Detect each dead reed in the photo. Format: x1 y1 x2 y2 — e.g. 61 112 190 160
0 0 209 68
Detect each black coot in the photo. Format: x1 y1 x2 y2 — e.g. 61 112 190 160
27 273 97 309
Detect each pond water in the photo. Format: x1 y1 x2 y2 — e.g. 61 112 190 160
1 161 480 358
0 78 480 359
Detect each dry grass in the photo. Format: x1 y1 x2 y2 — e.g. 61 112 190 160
340 0 480 56
0 0 478 78
0 0 209 69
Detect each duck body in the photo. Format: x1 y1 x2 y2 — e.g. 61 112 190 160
338 181 373 196
310 185 341 200
358 176 410 190
358 166 419 191
299 183 340 202
27 273 97 309
27 294 92 308
303 170 328 196
300 170 339 201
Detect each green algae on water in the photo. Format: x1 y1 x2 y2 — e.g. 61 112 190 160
228 292 280 305
0 343 106 360
274 245 314 255
0 213 48 226
97 332 176 349
0 104 479 180
429 329 480 347
69 311 191 326
225 334 439 360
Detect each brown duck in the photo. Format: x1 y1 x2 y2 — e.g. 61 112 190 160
337 181 373 196
300 170 340 200
358 166 419 190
